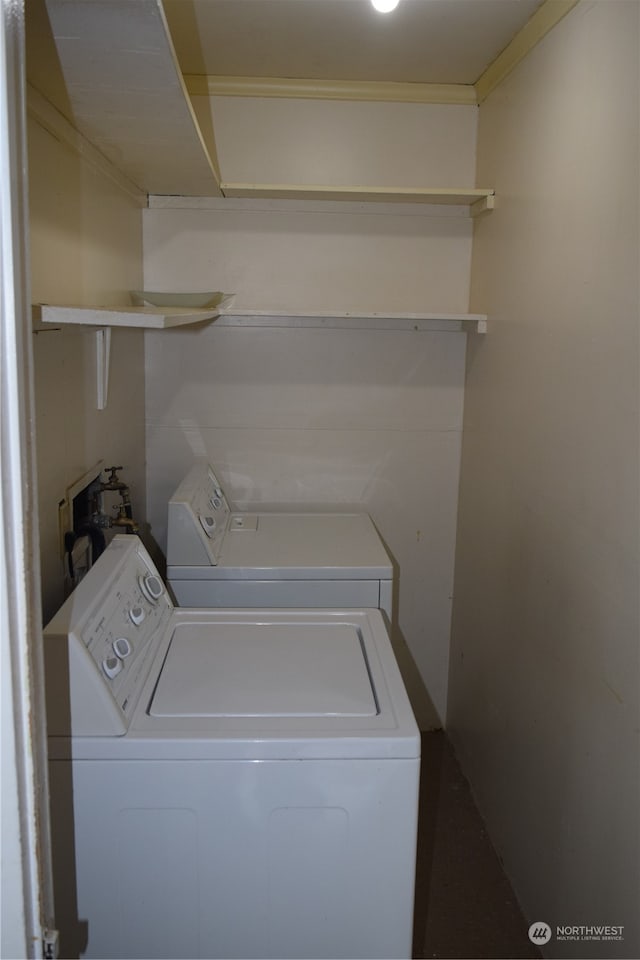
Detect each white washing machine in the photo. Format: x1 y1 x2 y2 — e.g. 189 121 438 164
166 460 394 616
45 535 420 960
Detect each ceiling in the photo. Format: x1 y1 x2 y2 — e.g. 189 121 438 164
163 0 546 87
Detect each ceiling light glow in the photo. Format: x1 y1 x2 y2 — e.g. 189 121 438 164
371 0 400 12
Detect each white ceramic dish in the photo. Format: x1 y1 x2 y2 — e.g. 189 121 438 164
130 291 228 308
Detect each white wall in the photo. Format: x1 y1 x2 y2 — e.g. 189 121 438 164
198 96 478 188
448 2 639 956
143 193 475 724
28 112 146 622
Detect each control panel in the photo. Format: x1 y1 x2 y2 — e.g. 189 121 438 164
78 556 171 718
44 536 174 736
167 462 231 566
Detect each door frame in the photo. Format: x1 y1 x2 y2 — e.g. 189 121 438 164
1 1 54 956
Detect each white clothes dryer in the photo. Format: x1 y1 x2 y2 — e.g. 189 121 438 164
166 460 394 616
45 535 420 960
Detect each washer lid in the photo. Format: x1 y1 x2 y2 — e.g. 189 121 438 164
149 621 379 719
218 513 392 578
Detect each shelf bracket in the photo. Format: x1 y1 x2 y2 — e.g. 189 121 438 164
96 327 111 410
470 193 495 217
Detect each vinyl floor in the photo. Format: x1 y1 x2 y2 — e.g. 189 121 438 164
412 731 542 960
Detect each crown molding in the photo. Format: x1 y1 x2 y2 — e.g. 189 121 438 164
185 74 477 106
185 1 580 109
475 0 580 103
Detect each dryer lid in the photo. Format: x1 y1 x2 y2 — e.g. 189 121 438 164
149 620 378 719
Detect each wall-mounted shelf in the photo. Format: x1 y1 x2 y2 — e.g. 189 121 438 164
33 304 488 334
220 184 495 215
216 309 488 334
41 0 222 197
32 304 223 330
36 4 497 212
32 303 224 411
32 303 486 410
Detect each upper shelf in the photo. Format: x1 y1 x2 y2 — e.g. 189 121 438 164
36 1 495 211
41 0 222 197
33 304 223 330
220 184 495 214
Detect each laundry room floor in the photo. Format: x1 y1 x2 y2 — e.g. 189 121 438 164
412 731 541 960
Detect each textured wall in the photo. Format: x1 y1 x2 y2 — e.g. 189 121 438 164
449 3 639 955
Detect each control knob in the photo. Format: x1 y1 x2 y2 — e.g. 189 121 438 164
139 573 164 604
102 656 123 680
129 605 145 626
113 637 132 659
199 514 216 538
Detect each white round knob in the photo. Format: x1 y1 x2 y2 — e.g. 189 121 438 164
139 574 164 603
130 605 145 626
113 637 132 659
199 514 216 538
102 656 123 680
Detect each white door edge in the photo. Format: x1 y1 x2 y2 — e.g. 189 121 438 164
1 2 54 956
